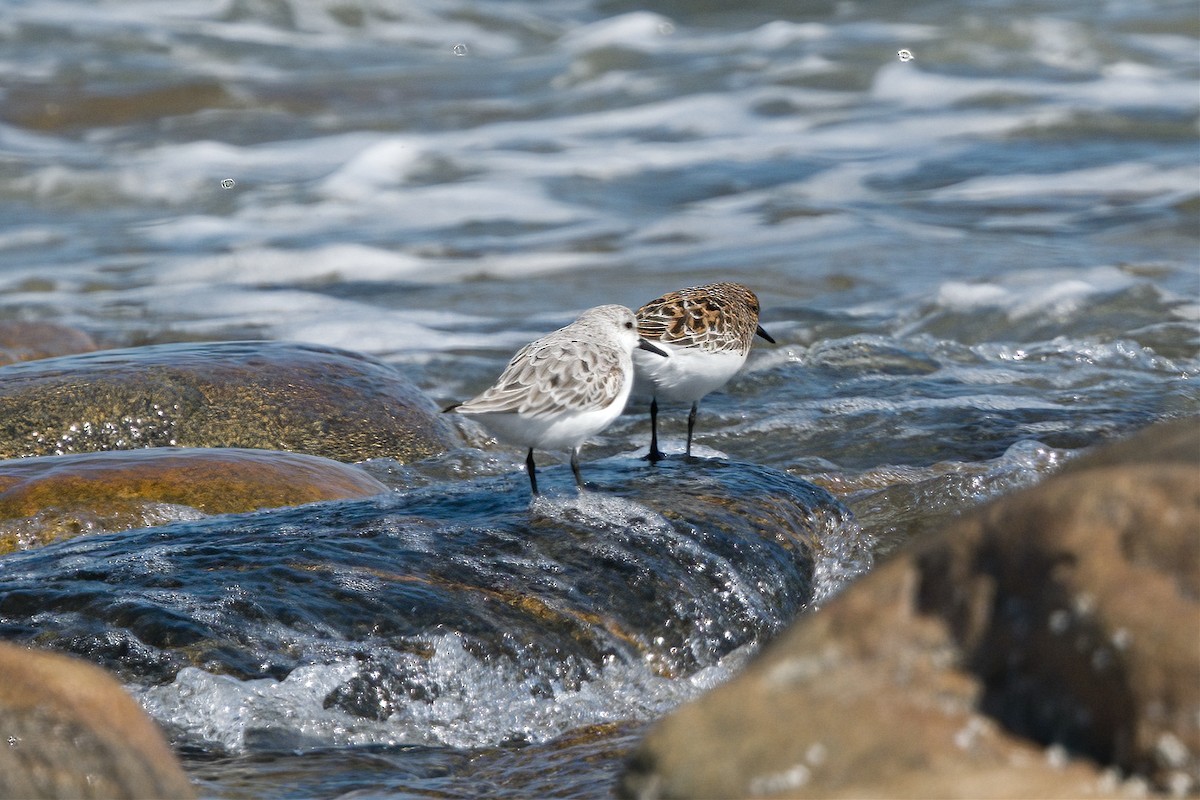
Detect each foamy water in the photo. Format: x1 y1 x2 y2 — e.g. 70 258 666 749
138 631 751 754
2 1 1195 357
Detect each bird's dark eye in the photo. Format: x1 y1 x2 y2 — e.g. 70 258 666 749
625 321 634 329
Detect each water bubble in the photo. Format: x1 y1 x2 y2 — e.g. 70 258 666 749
451 43 468 57
220 178 236 189
897 48 914 62
657 21 675 36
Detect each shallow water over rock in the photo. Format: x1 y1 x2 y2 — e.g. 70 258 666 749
0 447 389 554
0 456 866 761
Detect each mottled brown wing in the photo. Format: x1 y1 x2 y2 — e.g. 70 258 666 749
636 290 690 343
636 289 725 350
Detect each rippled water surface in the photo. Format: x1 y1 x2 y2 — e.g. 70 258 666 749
0 0 1197 796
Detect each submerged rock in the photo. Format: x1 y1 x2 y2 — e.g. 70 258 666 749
0 641 195 799
0 320 97 365
0 457 868 750
0 340 457 463
0 447 390 554
620 418 1200 798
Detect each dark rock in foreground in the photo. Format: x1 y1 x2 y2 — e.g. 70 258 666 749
0 340 457 463
0 447 389 554
621 418 1200 798
0 641 195 799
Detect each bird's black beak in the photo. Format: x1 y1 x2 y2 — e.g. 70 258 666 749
638 339 668 357
756 324 776 344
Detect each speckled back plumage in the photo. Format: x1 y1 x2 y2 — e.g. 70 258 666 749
454 304 635 418
636 282 763 354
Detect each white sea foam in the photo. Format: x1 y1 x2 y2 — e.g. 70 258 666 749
317 139 428 200
1172 303 1200 323
873 49 1196 110
137 662 360 752
113 282 525 353
745 20 831 50
275 313 532 357
933 162 1198 203
160 244 429 285
136 631 749 753
933 266 1137 320
11 133 380 209
559 11 677 53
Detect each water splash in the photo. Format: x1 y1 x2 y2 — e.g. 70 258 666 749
137 633 753 754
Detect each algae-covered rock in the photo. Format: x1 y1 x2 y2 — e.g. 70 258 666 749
0 340 457 463
0 642 196 799
0 447 390 553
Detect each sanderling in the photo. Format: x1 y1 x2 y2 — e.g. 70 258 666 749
633 282 775 461
446 304 667 495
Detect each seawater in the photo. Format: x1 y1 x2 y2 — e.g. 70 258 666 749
0 0 1196 796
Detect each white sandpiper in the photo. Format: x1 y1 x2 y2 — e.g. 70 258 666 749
446 304 667 495
632 282 775 461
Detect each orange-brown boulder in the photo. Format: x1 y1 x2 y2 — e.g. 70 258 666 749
0 446 388 553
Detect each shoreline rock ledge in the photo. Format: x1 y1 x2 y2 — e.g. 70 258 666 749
0 340 457 464
620 418 1199 799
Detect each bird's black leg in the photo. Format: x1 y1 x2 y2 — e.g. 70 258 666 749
646 397 665 463
570 447 585 489
685 401 698 457
526 447 539 495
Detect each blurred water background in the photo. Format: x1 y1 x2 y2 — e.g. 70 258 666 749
0 0 1196 796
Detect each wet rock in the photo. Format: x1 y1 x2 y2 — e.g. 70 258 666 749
0 447 390 554
0 320 97 365
0 457 867 728
0 641 195 799
621 418 1200 798
0 340 457 463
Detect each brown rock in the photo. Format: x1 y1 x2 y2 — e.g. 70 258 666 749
1059 416 1199 474
0 641 195 799
3 80 234 132
621 419 1200 798
0 340 457 463
0 446 389 553
0 320 97 365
